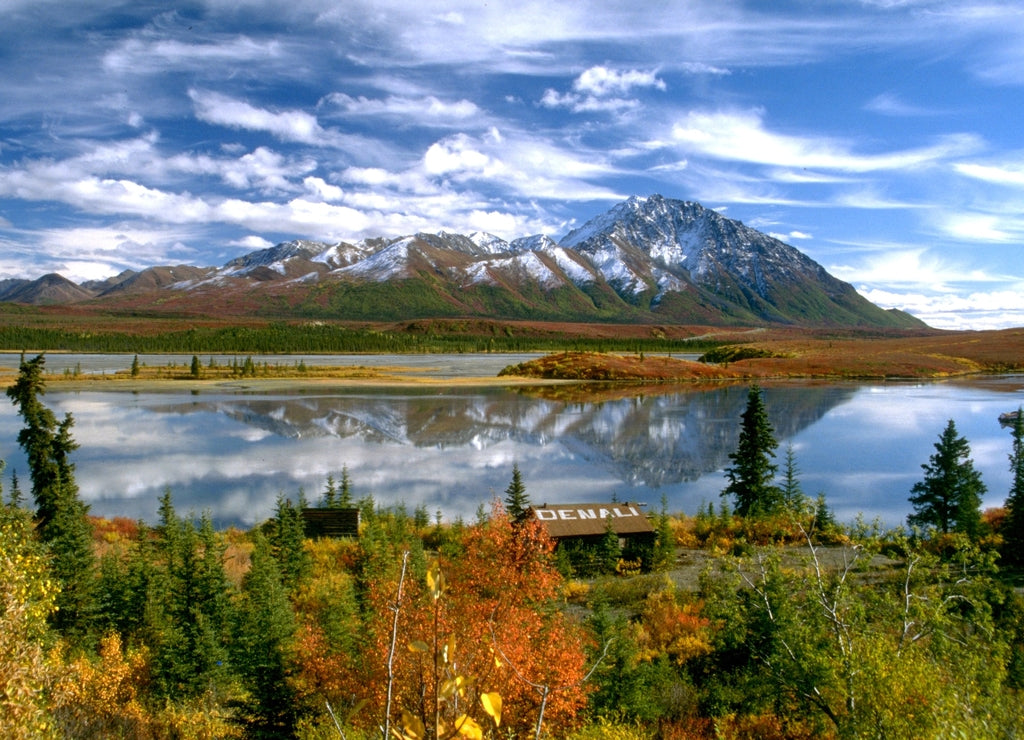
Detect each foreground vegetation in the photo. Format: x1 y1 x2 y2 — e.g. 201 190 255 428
5 354 1024 739
5 489 1024 739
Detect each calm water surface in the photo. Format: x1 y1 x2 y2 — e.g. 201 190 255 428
1 354 1021 528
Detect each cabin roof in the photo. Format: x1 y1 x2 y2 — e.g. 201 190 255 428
527 502 654 538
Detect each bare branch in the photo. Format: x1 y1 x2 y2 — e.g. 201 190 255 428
383 550 411 740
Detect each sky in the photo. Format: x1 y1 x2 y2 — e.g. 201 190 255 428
2 1 1024 330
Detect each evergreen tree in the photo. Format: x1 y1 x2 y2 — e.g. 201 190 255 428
503 463 531 519
1002 407 1024 565
812 492 838 534
149 492 233 698
413 502 430 529
190 354 201 378
130 354 140 377
234 532 298 738
722 385 782 517
8 470 23 507
780 444 807 512
908 419 985 536
271 493 311 592
321 473 337 508
600 515 622 574
654 493 676 571
96 525 155 640
6 353 96 637
338 464 353 507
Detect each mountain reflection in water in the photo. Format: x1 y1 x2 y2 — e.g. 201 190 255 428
148 383 850 488
1 376 1020 528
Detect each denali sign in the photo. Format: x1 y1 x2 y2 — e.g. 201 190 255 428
529 502 655 538
534 505 643 521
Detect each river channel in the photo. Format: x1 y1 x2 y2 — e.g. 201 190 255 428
1 354 1022 529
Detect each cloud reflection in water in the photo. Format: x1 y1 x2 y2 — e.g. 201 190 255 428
0 378 1020 529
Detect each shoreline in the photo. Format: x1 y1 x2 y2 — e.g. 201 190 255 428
0 371 579 392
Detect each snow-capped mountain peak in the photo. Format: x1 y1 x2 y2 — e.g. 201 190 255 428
15 195 923 330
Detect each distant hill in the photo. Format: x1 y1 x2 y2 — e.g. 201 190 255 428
4 195 925 329
0 273 94 304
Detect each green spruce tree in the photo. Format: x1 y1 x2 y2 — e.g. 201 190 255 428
654 493 676 571
6 353 96 638
148 492 233 698
722 385 782 517
908 419 985 536
600 515 622 574
780 444 808 513
338 464 353 507
503 462 531 520
1002 407 1024 565
321 473 337 508
812 492 838 537
8 470 23 508
233 532 298 738
270 492 312 592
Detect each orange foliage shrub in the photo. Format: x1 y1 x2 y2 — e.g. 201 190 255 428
90 516 141 544
291 622 349 709
632 588 713 665
314 502 592 738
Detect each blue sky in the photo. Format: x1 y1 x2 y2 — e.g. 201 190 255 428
2 0 1023 330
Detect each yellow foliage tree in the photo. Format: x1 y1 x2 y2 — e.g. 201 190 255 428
0 506 58 739
52 632 150 737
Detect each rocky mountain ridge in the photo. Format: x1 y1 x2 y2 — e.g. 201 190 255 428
0 195 923 328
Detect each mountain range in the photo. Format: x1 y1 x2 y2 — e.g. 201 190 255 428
0 194 924 328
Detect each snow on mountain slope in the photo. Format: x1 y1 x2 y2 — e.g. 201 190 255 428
335 237 414 281
219 240 325 277
547 246 599 285
510 234 557 252
313 240 380 269
464 250 567 289
466 231 513 254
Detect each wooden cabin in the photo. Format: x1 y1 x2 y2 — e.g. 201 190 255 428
300 507 360 538
526 502 654 548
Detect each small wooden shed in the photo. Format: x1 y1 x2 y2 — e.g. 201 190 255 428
300 507 360 538
527 502 654 547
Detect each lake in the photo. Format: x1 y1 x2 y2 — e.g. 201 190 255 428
1 354 1022 529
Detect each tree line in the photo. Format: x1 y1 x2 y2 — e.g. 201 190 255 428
0 322 717 355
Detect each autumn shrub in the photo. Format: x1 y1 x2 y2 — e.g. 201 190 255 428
631 588 712 666
587 573 669 610
148 699 243 740
52 633 151 738
292 538 361 654
713 712 820 740
0 506 57 739
563 579 591 604
564 715 650 739
90 515 140 545
672 516 701 549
